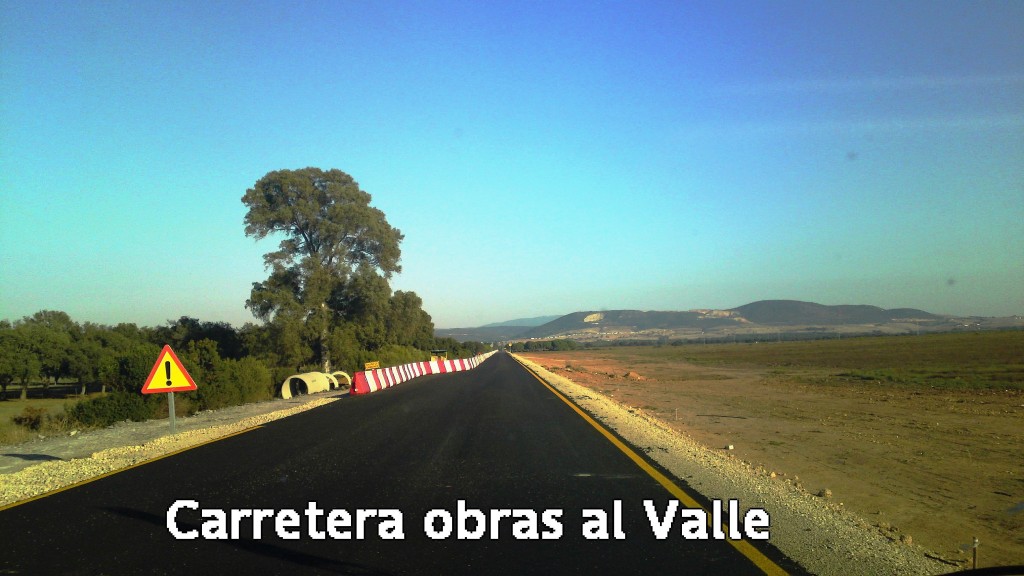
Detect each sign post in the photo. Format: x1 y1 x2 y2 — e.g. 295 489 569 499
168 390 177 433
141 345 198 434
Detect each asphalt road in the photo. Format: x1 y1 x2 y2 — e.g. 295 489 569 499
0 353 802 575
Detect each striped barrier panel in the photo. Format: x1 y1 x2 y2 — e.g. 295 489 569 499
359 369 385 393
350 350 498 395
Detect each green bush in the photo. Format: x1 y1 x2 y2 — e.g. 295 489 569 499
234 357 274 403
271 366 295 388
376 344 429 367
164 393 199 418
195 377 239 411
195 356 273 411
113 344 162 393
67 392 158 427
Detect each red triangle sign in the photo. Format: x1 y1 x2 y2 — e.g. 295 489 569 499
142 345 198 394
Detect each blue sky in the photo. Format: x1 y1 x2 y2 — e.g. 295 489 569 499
1 1 1021 329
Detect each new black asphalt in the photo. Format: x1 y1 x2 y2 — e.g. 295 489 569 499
0 353 803 575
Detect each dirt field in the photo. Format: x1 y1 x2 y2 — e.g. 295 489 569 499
521 335 1024 568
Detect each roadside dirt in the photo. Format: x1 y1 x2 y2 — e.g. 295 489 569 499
0 390 348 505
522 352 1024 569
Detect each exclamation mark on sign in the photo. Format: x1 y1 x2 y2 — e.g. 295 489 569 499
165 361 172 386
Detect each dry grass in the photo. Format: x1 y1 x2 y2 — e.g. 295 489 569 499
0 397 86 444
588 331 1024 390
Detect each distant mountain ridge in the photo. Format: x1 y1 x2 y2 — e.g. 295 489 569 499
435 300 959 342
520 300 943 339
519 310 734 339
434 325 529 342
731 300 939 326
481 315 561 328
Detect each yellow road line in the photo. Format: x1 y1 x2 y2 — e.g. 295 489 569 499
0 425 264 512
513 355 788 576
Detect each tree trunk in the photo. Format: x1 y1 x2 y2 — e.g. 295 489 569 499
320 327 331 373
319 338 331 368
20 382 28 400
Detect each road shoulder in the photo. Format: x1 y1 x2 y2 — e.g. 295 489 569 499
513 354 950 576
0 390 346 507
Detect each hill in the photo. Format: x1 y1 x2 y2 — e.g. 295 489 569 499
434 325 530 342
516 300 957 341
434 300 1012 343
481 315 561 328
730 300 940 325
520 310 739 339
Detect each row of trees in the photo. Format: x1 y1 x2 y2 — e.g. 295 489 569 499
0 311 157 400
433 337 493 358
0 311 489 403
509 339 579 352
0 313 284 427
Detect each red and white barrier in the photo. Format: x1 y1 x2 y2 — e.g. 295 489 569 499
350 351 497 395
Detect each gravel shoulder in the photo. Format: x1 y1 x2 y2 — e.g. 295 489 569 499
513 354 951 576
0 390 347 507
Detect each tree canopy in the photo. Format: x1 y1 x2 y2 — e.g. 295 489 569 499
242 167 433 371
242 168 403 276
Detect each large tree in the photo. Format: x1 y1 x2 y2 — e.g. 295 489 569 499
242 168 405 371
21 311 78 397
0 323 43 400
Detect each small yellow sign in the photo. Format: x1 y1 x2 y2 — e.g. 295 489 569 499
364 361 380 370
142 345 198 394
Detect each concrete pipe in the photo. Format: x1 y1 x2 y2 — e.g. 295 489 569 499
279 372 334 399
331 371 352 390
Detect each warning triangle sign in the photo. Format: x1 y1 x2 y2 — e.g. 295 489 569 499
142 345 198 394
